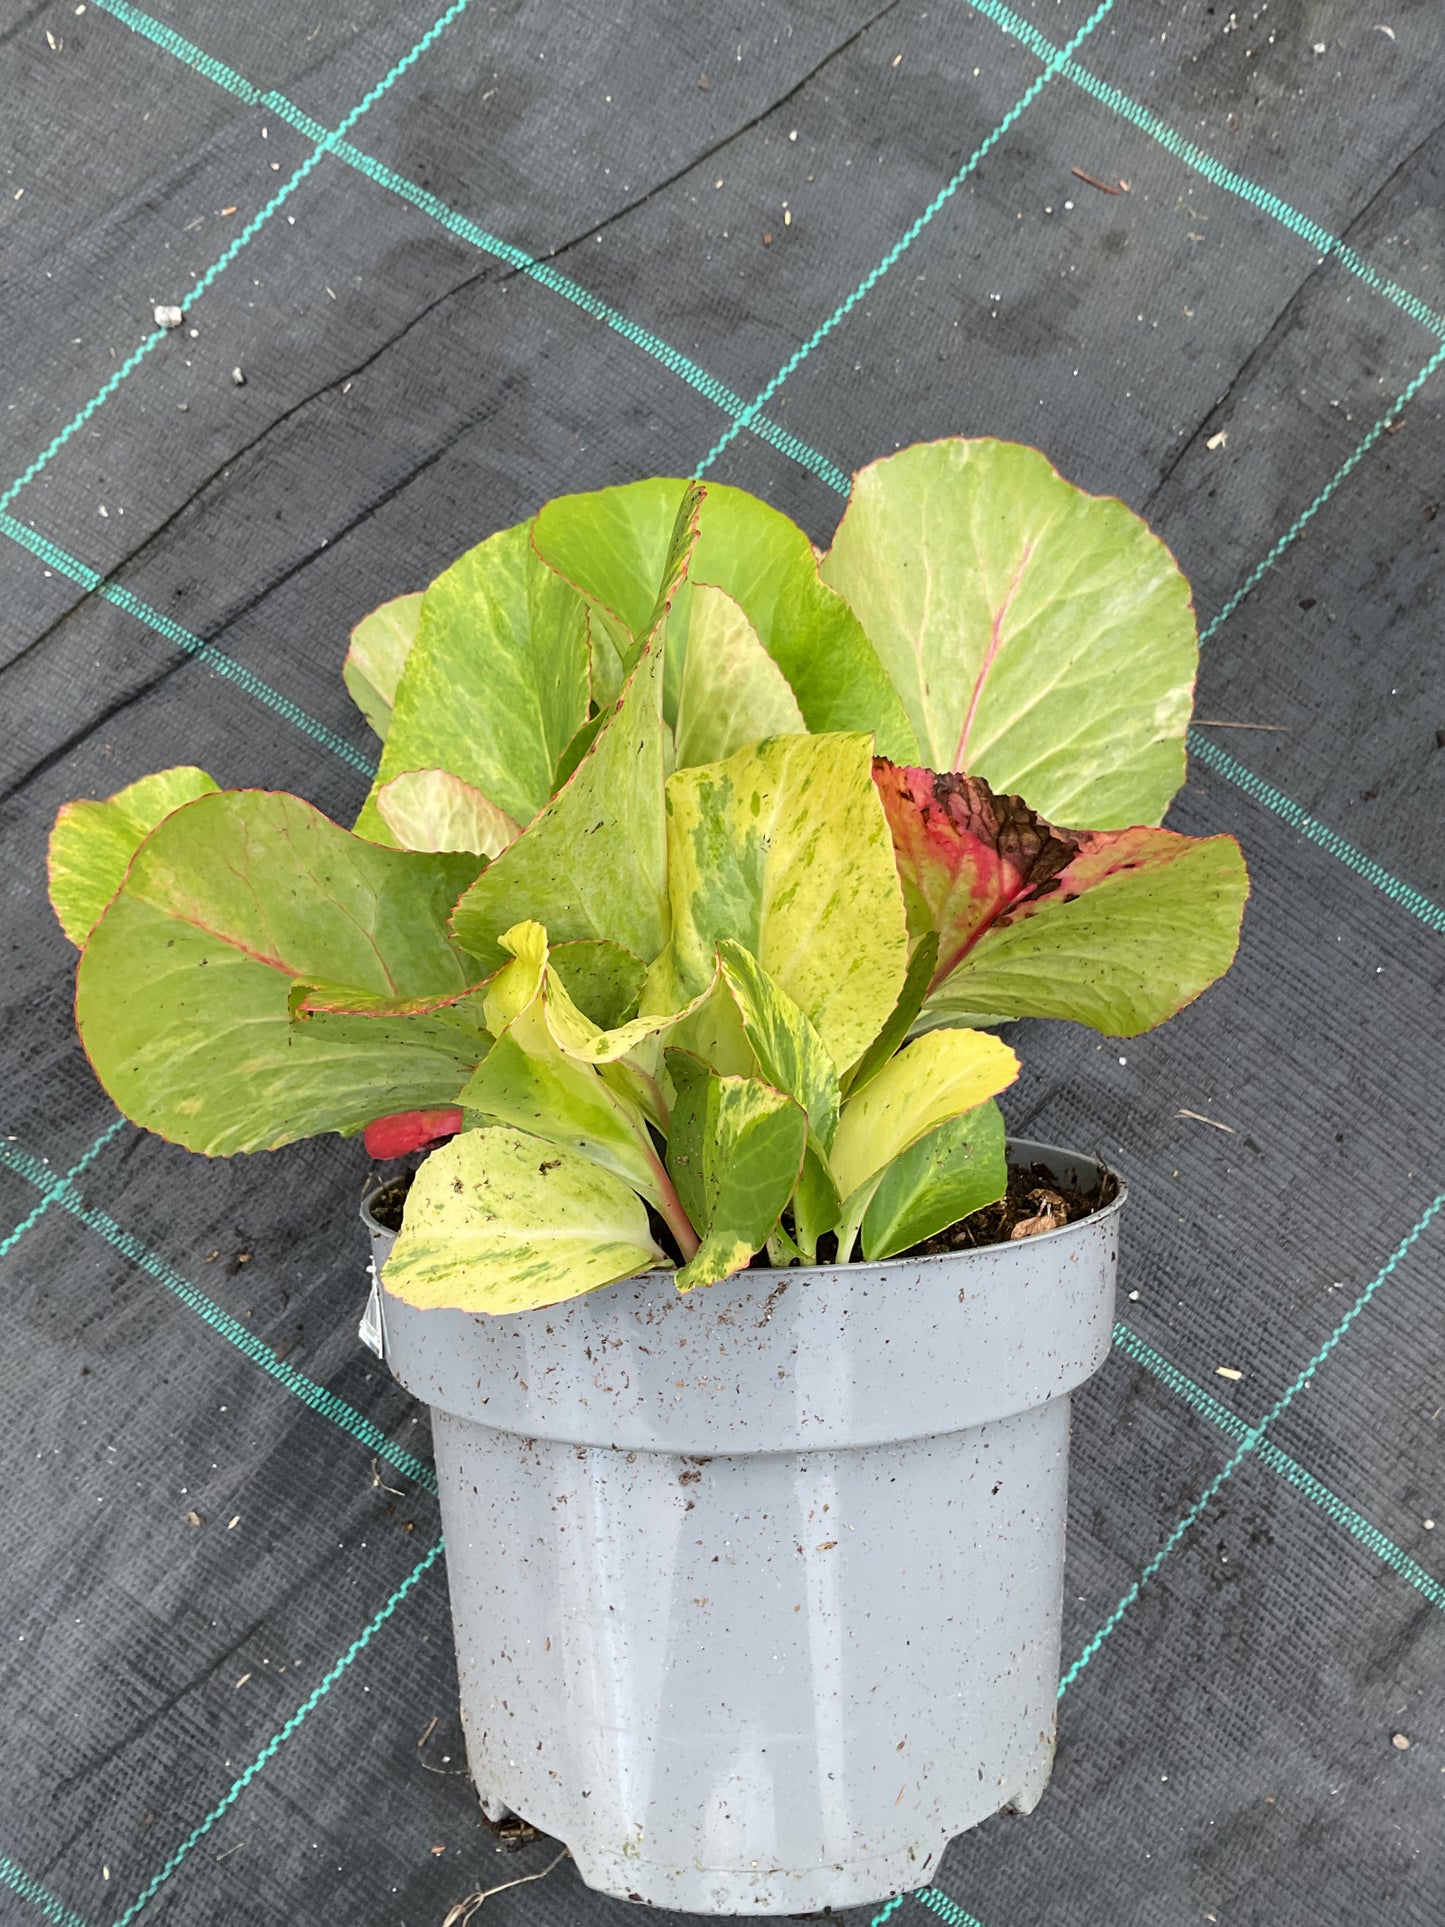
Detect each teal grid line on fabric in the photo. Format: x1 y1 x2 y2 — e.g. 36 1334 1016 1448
105 1537 444 1927
915 1885 987 1927
869 1895 911 1927
0 0 477 514
1188 730 1445 936
81 0 846 492
1057 1191 1445 1697
692 0 1120 477
1198 335 1445 644
0 1854 94 1927
0 1139 436 1494
965 0 1445 343
1115 1322 1445 1615
0 1116 127 1263
0 514 375 777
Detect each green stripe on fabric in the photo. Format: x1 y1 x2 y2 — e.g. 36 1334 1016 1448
1188 731 1445 936
108 1538 444 1927
914 1887 986 1927
869 1897 911 1927
0 514 375 776
965 0 1445 342
0 1117 127 1262
1199 336 1445 643
0 1855 93 1927
1058 1193 1445 1697
1115 1323 1445 1615
0 0 478 513
0 1140 435 1494
692 0 1120 477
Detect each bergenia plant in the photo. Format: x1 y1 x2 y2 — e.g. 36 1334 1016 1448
48 440 1248 1313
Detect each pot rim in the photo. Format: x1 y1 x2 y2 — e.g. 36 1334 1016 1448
360 1134 1127 1282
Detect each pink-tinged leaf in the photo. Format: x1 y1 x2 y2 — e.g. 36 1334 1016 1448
872 759 1081 987
364 1109 464 1159
874 760 1249 1037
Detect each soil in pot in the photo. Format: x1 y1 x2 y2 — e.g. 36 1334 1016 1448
364 1158 1118 1254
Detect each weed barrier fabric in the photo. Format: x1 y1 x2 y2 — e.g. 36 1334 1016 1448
2 2 1443 1923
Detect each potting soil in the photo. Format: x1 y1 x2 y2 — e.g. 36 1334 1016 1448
2 4 1443 1925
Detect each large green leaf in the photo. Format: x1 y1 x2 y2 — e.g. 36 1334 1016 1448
381 1129 663 1314
343 591 423 741
820 438 1198 828
859 1099 1007 1261
355 520 589 842
661 732 909 1074
76 790 483 1153
831 1028 1019 1202
375 769 521 856
532 477 917 755
664 1051 806 1291
921 824 1249 1037
49 765 220 947
715 938 839 1152
672 584 805 769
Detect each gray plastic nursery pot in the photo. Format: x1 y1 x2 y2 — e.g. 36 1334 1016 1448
360 1139 1123 1915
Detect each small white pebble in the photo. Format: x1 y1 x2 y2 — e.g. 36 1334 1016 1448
232 367 245 385
1127 1290 1140 1301
1425 1520 1436 1530
153 304 184 329
1392 1733 1410 1750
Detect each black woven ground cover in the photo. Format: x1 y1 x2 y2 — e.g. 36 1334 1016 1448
2 3 1443 1924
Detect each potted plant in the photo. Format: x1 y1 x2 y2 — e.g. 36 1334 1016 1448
49 440 1248 1915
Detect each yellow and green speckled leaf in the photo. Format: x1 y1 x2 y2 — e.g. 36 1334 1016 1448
715 938 839 1152
48 765 220 948
831 1027 1019 1202
664 1051 807 1291
382 1129 663 1314
661 732 909 1075
821 438 1198 828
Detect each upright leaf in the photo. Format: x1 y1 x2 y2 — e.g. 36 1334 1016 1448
672 585 805 769
821 438 1197 828
664 1052 806 1291
49 765 219 947
532 477 917 755
923 825 1249 1037
382 1129 664 1314
343 591 423 741
459 1006 667 1207
859 1100 1007 1261
661 733 909 1075
76 791 483 1153
375 769 522 856
449 617 672 971
831 1028 1019 1202
840 930 938 1100
715 938 839 1151
355 520 589 842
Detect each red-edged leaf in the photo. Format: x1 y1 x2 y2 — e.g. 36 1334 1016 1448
872 759 1080 987
364 1108 464 1159
873 758 1248 1036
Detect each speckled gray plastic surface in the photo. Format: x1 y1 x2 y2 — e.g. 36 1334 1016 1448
364 1140 1122 1913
